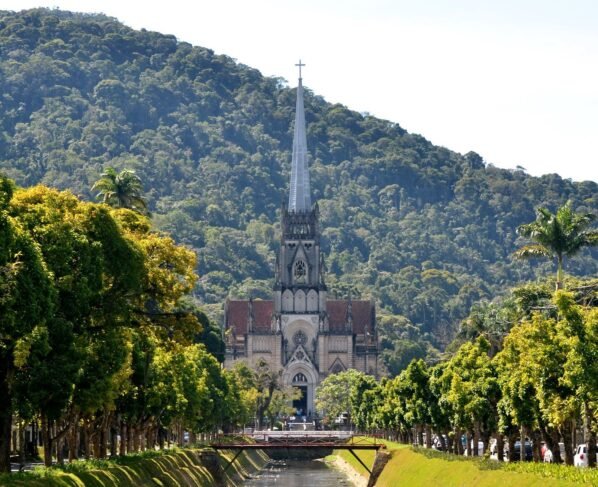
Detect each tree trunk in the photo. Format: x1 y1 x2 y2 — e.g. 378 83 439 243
507 434 517 462
497 435 504 462
41 414 53 467
473 425 480 456
549 428 562 464
68 424 78 462
586 403 596 468
560 423 574 465
466 430 473 457
177 425 185 448
82 425 90 460
133 426 140 452
127 424 133 453
417 425 424 446
32 420 40 459
110 425 117 458
158 426 165 450
119 422 127 456
480 430 491 456
531 429 542 462
425 425 432 448
520 425 526 462
56 436 64 465
556 255 564 290
92 430 100 459
18 421 25 469
445 431 453 453
0 353 13 473
99 412 109 459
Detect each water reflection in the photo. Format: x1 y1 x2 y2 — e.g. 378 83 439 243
243 459 353 486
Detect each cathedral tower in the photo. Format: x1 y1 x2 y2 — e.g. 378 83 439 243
274 62 327 322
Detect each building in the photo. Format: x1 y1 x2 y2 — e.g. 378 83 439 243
223 66 378 416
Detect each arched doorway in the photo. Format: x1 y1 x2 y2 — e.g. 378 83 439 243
283 363 318 417
292 372 308 415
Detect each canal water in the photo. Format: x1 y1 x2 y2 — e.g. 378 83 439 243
242 459 354 486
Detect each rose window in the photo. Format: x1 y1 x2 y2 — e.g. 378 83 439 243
293 330 307 346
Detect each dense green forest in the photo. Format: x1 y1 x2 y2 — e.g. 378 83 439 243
0 8 596 365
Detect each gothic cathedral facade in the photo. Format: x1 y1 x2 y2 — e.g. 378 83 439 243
223 68 378 416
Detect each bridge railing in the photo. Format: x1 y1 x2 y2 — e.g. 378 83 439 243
210 432 385 448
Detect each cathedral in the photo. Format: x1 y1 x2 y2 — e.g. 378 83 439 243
223 66 378 416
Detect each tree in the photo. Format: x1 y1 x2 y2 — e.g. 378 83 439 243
554 292 598 467
351 373 380 432
315 369 367 426
439 337 500 456
92 167 148 214
397 359 433 447
253 359 280 429
0 177 55 472
8 185 146 465
514 201 598 290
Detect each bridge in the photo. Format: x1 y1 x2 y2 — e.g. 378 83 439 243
211 431 385 475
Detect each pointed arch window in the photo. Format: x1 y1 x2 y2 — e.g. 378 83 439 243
294 259 307 283
293 373 308 383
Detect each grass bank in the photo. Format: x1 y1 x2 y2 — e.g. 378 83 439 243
332 439 598 487
0 448 269 487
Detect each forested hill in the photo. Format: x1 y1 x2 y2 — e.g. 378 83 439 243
1 9 597 349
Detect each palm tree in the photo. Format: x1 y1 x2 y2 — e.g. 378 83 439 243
92 167 148 214
514 201 598 289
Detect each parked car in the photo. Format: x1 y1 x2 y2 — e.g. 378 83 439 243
574 444 598 467
510 441 533 461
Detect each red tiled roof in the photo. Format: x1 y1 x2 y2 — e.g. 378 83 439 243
326 300 375 334
226 299 375 335
226 300 273 334
253 300 274 331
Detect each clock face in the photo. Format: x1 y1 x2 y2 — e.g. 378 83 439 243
293 330 307 347
294 259 307 283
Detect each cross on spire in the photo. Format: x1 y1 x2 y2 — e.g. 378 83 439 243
288 60 311 212
295 59 305 79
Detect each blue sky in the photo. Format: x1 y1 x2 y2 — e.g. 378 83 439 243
2 0 597 182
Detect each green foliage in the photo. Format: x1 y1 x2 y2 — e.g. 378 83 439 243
92 167 148 214
315 369 370 424
515 201 598 289
440 337 499 435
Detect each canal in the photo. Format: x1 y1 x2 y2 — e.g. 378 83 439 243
242 459 355 486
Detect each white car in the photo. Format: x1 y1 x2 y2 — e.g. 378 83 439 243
574 444 598 467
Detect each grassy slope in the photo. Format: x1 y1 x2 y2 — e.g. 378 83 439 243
334 440 595 487
0 448 269 487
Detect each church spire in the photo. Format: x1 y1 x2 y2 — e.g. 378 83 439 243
288 60 312 212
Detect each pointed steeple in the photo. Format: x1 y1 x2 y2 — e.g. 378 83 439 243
288 60 312 212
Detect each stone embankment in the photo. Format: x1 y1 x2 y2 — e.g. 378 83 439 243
0 448 269 487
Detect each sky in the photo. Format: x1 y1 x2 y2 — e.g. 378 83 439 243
2 0 598 182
